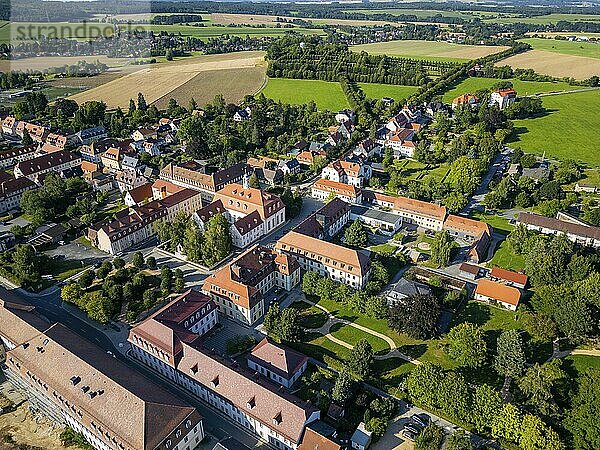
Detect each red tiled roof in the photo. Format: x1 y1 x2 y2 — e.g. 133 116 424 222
490 267 528 286
475 279 521 306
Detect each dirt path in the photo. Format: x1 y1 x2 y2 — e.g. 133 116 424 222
304 298 421 365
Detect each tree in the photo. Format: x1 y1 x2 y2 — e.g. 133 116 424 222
13 244 40 285
132 252 144 269
96 260 112 279
278 308 301 342
202 214 232 266
146 256 157 270
446 430 473 450
365 418 387 439
263 302 281 337
137 92 147 111
494 329 526 378
174 276 185 293
472 384 502 432
388 294 440 340
83 292 113 323
430 230 454 267
22 129 33 145
248 172 260 188
344 220 368 248
525 234 572 287
519 414 564 450
407 362 444 407
182 222 204 263
61 283 82 304
347 339 374 379
518 359 566 417
492 403 522 443
78 269 95 289
331 370 354 405
446 322 487 368
415 424 444 450
565 369 600 450
113 257 125 270
302 271 320 296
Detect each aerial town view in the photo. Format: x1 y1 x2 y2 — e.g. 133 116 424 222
0 0 599 449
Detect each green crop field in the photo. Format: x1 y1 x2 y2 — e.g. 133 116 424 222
346 8 473 19
358 83 418 101
510 90 600 166
441 77 584 102
518 38 600 59
489 13 600 25
260 78 349 111
351 40 507 62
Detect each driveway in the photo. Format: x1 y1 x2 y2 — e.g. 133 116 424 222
143 247 210 289
0 214 30 233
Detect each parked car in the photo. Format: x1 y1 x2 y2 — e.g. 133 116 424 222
411 413 431 428
402 430 417 442
404 424 421 435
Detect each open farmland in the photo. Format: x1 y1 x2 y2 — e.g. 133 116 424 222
351 40 508 62
0 55 131 72
487 13 600 25
69 52 266 109
358 83 418 101
261 78 349 111
520 38 600 59
509 90 600 166
441 77 585 102
153 66 266 109
496 50 600 79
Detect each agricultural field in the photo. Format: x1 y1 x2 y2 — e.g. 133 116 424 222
441 77 584 102
510 90 600 166
260 78 349 111
153 66 266 109
351 40 508 62
345 8 513 20
497 50 600 79
488 13 600 25
0 55 131 72
358 83 418 102
520 38 600 59
68 52 266 109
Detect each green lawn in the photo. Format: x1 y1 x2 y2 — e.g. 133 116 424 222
441 77 583 102
289 301 328 329
519 38 600 59
510 90 600 166
469 211 514 235
565 355 600 376
260 78 349 111
369 243 397 256
370 358 415 395
358 83 418 102
489 240 526 271
329 323 391 353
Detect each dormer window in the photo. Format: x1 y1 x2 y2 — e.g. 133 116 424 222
247 396 256 409
190 364 198 375
272 412 282 426
211 375 219 387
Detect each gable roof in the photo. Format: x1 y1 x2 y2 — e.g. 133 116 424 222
312 179 360 197
248 338 308 380
518 212 600 241
15 150 79 177
126 182 153 204
475 279 521 306
490 267 528 286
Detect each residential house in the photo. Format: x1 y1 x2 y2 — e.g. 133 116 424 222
311 179 362 204
14 149 81 184
88 188 202 254
490 89 517 109
1 116 18 136
0 303 205 450
321 160 371 187
247 338 308 389
124 182 154 207
152 179 185 200
115 169 148 193
517 211 600 248
140 138 162 156
75 126 107 145
294 198 350 240
296 150 326 167
489 267 528 289
131 128 157 142
121 155 143 172
128 286 319 450
278 159 301 176
443 215 493 263
452 94 479 109
202 245 300 325
335 109 356 124
79 142 103 164
100 147 121 172
45 133 67 149
233 106 252 122
386 278 432 306
458 263 482 280
299 426 341 450
275 231 371 289
353 139 381 159
474 278 521 311
574 183 597 193
81 161 100 180
387 128 416 159
0 145 37 170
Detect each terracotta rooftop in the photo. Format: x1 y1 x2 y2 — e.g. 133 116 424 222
214 183 283 219
444 214 492 238
275 231 370 277
248 338 308 381
298 427 341 450
490 267 528 286
313 179 360 197
475 279 521 306
126 182 153 204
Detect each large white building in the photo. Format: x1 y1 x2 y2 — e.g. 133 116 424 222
128 290 319 450
311 179 362 204
0 299 204 450
193 183 285 249
14 149 81 183
490 89 517 110
275 231 371 289
321 160 372 187
517 211 600 248
87 188 202 254
202 245 300 325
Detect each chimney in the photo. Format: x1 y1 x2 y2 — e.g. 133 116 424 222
230 263 241 278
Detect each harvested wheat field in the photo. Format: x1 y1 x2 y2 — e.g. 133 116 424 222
69 51 266 109
153 66 266 109
351 40 508 61
0 402 65 450
496 50 600 79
